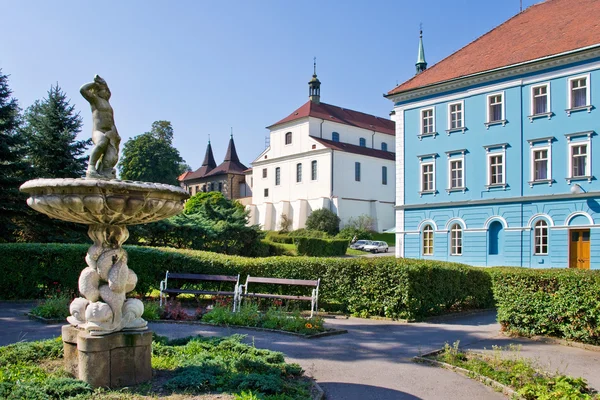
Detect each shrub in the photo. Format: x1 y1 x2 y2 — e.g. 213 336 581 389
336 227 373 241
294 237 349 257
265 232 295 244
305 209 340 235
489 267 600 345
345 214 376 231
287 229 330 239
30 293 71 319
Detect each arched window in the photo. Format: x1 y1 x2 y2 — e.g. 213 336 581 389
422 225 434 255
381 142 388 151
285 132 292 145
534 220 548 255
332 132 340 142
488 221 503 255
450 223 462 255
359 138 366 147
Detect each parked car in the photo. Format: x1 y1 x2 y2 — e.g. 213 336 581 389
350 240 372 250
363 241 389 253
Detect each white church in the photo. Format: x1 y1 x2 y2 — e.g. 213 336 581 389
246 65 395 232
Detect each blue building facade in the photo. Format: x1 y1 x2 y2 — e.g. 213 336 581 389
386 3 600 269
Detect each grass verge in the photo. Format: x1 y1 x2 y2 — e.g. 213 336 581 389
0 335 311 399
432 341 598 400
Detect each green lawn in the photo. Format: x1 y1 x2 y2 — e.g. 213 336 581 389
371 233 395 246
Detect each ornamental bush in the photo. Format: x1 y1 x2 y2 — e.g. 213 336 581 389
294 237 349 257
0 243 494 320
489 267 600 345
304 209 340 235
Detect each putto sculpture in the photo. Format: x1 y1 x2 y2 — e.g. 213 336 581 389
20 76 189 336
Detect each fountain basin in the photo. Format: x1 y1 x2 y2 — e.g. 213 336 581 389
20 178 188 225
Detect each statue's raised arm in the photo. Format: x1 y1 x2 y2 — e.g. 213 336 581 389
81 75 120 179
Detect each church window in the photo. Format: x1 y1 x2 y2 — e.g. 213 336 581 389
311 160 317 180
382 166 387 185
332 132 340 142
285 132 292 145
275 167 280 185
359 138 366 147
262 168 267 178
296 163 302 183
264 188 269 197
355 162 361 182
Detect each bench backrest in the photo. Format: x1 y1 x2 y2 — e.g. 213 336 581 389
167 273 239 282
245 276 319 287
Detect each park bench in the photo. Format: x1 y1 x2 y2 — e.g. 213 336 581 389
238 276 320 317
159 271 240 311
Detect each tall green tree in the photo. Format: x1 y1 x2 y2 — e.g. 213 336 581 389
0 69 28 242
119 120 184 185
22 84 90 178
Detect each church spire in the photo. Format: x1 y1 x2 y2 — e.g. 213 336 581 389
416 27 427 75
308 57 321 104
202 139 217 169
224 133 240 163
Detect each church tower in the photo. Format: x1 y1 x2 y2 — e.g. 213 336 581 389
415 29 427 75
308 58 321 104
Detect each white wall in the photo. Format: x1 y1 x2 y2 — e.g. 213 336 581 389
307 117 394 152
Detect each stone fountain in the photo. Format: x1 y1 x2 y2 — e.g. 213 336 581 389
20 75 188 388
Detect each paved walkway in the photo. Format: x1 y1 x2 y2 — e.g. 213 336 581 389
1 302 599 399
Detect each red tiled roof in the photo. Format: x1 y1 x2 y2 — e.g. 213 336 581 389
178 171 191 181
269 101 395 136
313 137 395 161
388 0 600 96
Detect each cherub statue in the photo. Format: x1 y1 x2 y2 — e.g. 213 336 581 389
80 75 120 179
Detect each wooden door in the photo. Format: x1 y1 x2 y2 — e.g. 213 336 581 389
569 229 590 269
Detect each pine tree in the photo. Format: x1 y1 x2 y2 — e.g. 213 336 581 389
0 69 27 241
22 84 90 178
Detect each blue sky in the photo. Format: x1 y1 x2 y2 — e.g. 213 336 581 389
2 0 538 170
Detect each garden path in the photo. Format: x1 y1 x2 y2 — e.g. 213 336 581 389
1 303 598 400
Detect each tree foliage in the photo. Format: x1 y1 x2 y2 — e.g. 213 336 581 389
305 208 340 235
118 120 184 185
129 192 265 256
21 84 89 178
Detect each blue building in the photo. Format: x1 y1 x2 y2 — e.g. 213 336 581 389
386 0 600 269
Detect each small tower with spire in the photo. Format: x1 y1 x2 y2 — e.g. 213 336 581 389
416 27 427 75
308 57 321 104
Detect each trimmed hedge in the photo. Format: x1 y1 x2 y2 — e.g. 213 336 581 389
265 233 295 244
0 243 493 320
489 268 600 345
294 237 349 257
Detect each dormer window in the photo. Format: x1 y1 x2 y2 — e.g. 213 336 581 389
285 132 292 145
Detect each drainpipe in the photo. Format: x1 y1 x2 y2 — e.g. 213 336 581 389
519 83 524 267
371 130 376 148
319 119 325 138
330 150 334 211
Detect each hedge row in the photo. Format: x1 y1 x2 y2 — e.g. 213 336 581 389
294 237 349 257
264 233 295 244
0 243 493 320
489 268 600 345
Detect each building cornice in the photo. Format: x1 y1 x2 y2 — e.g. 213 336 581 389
251 148 332 167
386 45 600 104
395 191 600 210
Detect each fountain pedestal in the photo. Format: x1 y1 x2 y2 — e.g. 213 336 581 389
62 326 152 388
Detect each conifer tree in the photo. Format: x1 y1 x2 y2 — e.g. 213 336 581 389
0 69 27 241
22 84 90 178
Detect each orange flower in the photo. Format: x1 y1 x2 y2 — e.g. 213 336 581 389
305 323 313 329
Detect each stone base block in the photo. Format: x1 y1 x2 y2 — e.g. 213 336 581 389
62 325 152 388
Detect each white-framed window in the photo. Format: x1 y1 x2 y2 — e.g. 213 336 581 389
531 83 550 116
421 162 435 192
532 147 550 182
447 101 464 130
534 219 548 255
449 158 464 189
450 223 462 256
487 153 505 186
570 143 589 178
568 74 590 109
262 168 267 178
275 167 281 185
420 107 435 135
296 163 302 183
486 92 505 124
422 225 434 256
311 160 317 180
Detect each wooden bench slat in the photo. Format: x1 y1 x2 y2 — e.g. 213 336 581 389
163 289 236 296
244 293 313 301
246 277 318 286
168 273 239 282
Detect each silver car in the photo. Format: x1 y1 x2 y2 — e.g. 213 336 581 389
363 241 389 253
350 240 372 250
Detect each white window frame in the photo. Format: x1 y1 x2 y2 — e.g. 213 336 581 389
567 140 591 181
420 107 436 136
422 225 434 256
485 91 506 127
450 223 463 256
447 100 465 132
447 156 465 191
420 161 435 193
486 151 506 188
533 219 549 255
567 74 591 113
529 145 552 185
529 82 551 120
